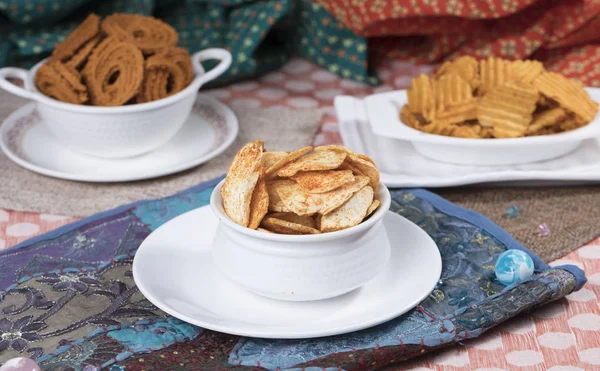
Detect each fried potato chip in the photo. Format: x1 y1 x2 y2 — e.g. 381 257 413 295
434 99 478 125
421 120 480 138
267 212 316 229
526 107 568 134
400 105 427 130
220 140 264 227
262 151 288 169
479 57 514 95
526 125 560 136
338 161 364 176
265 146 312 177
533 72 598 123
433 73 473 112
257 227 273 233
247 176 269 229
275 181 323 215
266 179 294 212
314 145 376 165
320 186 374 232
319 175 370 215
559 114 587 132
344 154 379 190
477 81 538 138
261 216 320 235
277 150 346 177
292 170 355 194
437 55 479 89
365 199 381 218
314 213 322 230
407 74 436 121
511 59 545 84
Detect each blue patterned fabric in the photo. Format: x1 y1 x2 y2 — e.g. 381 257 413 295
0 176 586 370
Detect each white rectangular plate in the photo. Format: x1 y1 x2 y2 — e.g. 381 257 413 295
335 95 600 187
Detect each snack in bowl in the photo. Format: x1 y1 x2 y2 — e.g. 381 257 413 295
210 142 391 301
401 56 599 138
219 141 381 234
34 13 192 106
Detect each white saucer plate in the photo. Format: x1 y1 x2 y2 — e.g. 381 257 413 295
0 95 238 182
133 206 442 339
335 95 600 187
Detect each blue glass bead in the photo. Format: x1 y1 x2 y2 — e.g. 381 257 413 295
495 249 534 286
506 205 520 218
109 365 125 371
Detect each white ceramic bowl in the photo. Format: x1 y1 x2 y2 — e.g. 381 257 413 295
362 89 600 166
0 48 232 158
210 179 392 302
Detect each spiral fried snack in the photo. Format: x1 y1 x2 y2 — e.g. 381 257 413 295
51 14 100 64
83 37 144 106
137 47 193 103
35 61 88 104
102 13 178 55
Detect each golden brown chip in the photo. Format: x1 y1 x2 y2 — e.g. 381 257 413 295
433 73 473 112
365 199 381 218
338 161 365 176
400 105 428 130
526 126 561 136
436 56 479 89
526 107 568 134
407 74 436 121
291 170 355 194
319 175 370 215
479 57 514 96
434 99 478 125
247 176 269 230
314 213 322 230
533 72 598 123
511 59 545 84
265 146 312 177
220 140 264 227
314 146 375 166
266 179 294 212
267 212 316 229
421 120 481 139
262 151 288 169
274 181 323 215
261 216 320 235
559 114 587 132
320 186 374 232
344 154 379 190
477 81 538 138
277 150 346 177
257 227 273 233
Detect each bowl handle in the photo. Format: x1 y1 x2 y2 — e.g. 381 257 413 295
190 48 232 88
0 67 36 100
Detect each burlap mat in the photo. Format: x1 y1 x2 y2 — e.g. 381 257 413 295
436 187 600 262
0 93 323 216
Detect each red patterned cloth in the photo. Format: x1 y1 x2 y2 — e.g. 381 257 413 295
316 0 600 86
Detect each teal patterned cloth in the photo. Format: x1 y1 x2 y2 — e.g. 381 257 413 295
0 0 378 86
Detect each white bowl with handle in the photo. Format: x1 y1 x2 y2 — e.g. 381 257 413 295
209 179 392 302
0 48 232 159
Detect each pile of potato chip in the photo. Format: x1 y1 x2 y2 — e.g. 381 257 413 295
220 141 381 234
400 56 599 138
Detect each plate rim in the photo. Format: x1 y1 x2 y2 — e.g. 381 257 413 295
132 206 442 339
0 95 238 183
363 88 600 146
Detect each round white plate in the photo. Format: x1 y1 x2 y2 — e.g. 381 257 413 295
133 206 442 339
0 95 238 182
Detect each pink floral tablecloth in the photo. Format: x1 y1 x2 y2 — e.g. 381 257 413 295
2 58 600 370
